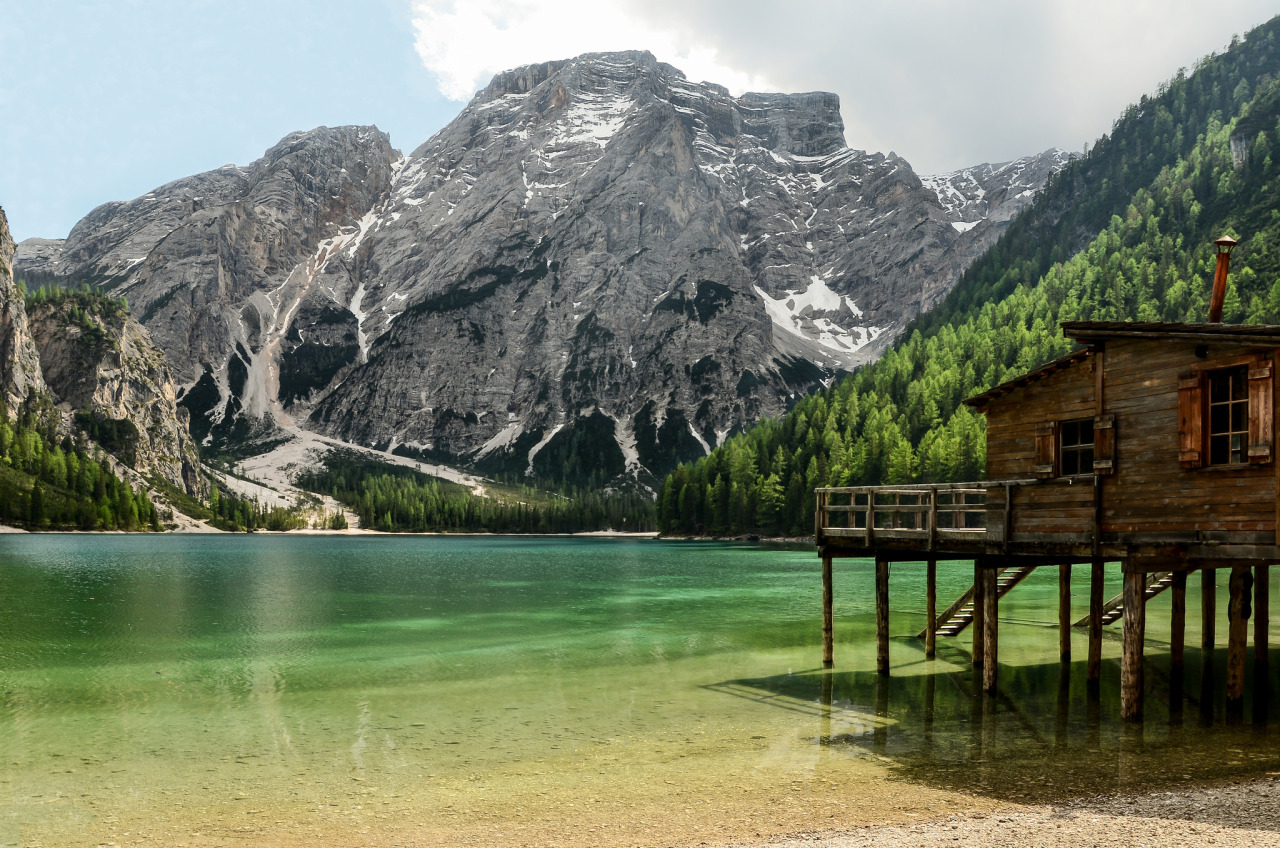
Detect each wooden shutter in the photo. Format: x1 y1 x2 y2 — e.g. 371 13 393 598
1034 421 1057 479
1248 360 1273 463
1093 414 1115 475
1178 373 1203 469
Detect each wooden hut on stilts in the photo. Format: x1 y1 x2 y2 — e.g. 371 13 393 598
816 236 1273 722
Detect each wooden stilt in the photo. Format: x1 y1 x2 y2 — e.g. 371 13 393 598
972 559 985 668
1227 566 1250 720
925 558 937 659
983 565 998 693
1171 570 1187 673
1121 570 1146 721
1255 564 1269 676
822 555 834 667
1059 563 1072 662
1171 570 1187 725
1202 567 1216 651
1256 564 1271 725
1088 558 1103 685
875 557 889 677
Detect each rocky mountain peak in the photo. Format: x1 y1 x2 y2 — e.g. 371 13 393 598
16 56 1072 486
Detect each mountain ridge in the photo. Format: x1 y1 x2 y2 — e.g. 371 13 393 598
13 50 1069 485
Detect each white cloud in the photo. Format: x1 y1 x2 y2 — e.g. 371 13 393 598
410 0 774 102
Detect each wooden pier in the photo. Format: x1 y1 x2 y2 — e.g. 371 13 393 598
816 314 1280 721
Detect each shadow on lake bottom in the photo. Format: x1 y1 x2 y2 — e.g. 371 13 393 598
709 637 1280 823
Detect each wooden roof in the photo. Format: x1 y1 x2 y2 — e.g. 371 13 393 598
963 348 1092 410
1062 321 1280 345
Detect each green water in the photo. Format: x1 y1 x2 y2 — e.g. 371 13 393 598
1 536 1278 847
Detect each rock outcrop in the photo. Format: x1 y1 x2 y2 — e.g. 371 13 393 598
0 207 47 413
14 52 1071 483
27 296 206 497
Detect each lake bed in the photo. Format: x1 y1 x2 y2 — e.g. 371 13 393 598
1 536 1278 846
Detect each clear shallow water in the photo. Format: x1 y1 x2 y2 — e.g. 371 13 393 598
1 536 1278 847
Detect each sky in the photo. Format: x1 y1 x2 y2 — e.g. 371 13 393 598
1 0 1276 243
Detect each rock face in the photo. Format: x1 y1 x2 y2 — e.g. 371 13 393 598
0 207 47 413
15 52 1070 483
27 297 207 497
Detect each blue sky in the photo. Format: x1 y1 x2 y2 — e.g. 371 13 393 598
2 0 1276 243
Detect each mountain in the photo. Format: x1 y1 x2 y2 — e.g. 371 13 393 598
657 15 1280 536
14 51 1068 485
0 209 47 411
0 206 206 533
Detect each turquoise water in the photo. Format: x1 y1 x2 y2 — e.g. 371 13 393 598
1 536 1278 847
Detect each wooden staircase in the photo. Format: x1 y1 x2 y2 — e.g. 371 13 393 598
916 566 1037 639
1073 571 1175 628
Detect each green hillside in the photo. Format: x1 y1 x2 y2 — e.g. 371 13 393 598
658 17 1280 537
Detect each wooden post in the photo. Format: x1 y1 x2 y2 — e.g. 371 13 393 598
1255 564 1270 676
1121 570 1146 721
1088 559 1103 685
1059 563 1072 662
1171 569 1187 725
1202 568 1216 650
876 557 890 676
925 558 937 659
972 559 985 668
822 555 834 667
1227 566 1251 720
1171 570 1187 673
1256 564 1271 725
983 565 999 693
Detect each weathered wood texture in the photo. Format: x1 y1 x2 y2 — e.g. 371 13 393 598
1228 566 1251 716
986 358 1097 480
983 566 998 692
822 556 833 667
876 558 889 676
1105 340 1275 535
1121 571 1146 721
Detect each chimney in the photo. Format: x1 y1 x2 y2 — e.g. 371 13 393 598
1208 235 1238 322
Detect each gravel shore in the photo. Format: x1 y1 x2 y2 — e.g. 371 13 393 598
744 776 1280 847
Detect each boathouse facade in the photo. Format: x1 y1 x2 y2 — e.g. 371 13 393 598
815 319 1279 721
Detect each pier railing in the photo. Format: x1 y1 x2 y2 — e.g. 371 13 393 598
815 480 1036 548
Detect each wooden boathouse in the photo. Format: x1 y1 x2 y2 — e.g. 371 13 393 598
816 238 1275 721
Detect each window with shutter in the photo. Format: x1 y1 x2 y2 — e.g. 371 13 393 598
1178 373 1203 468
1093 414 1115 475
1248 361 1273 463
1035 422 1057 478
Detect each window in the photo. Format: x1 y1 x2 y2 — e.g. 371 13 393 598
1179 358 1273 469
1059 419 1095 475
1207 366 1248 465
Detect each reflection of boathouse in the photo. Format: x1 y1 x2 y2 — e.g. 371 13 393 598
816 238 1273 721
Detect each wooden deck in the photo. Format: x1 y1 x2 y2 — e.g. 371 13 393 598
816 480 1280 564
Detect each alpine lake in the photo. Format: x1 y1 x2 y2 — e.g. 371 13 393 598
3 535 1280 847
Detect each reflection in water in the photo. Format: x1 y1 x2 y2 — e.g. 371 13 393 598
724 644 1280 803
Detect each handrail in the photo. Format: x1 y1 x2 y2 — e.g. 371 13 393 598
815 479 1037 548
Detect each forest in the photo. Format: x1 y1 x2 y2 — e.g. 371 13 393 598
296 452 656 533
658 18 1280 537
